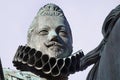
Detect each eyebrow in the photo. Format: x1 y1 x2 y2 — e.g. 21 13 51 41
56 25 67 32
40 25 50 30
58 25 66 27
56 25 66 30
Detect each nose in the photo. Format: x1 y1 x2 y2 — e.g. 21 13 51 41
48 31 58 41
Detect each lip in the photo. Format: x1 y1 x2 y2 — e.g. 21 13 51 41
44 41 63 48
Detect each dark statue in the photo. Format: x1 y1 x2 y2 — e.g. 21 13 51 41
80 4 120 80
0 3 120 80
1 3 84 80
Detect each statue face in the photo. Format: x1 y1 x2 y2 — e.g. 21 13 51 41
28 16 72 58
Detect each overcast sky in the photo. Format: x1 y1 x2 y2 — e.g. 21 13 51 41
0 0 119 80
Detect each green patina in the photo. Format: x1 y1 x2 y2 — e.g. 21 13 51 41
3 68 45 80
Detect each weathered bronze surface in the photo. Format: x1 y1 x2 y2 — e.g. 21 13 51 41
13 45 84 79
80 5 120 80
3 3 76 80
1 3 120 80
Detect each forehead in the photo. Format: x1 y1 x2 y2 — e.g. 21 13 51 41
37 16 69 28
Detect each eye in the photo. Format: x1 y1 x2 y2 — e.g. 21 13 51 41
59 30 68 37
39 30 48 35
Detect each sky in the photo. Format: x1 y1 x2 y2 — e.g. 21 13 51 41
0 0 119 80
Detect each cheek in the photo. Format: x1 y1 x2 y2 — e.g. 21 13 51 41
63 37 72 49
30 36 46 49
31 35 39 43
60 37 71 44
30 35 44 45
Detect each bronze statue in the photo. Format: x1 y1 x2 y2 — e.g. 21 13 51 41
26 3 73 58
1 3 120 80
80 4 120 80
3 3 84 80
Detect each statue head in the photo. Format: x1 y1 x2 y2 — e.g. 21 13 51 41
102 5 120 38
27 3 73 58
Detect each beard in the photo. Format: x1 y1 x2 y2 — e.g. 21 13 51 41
44 41 66 58
47 45 65 58
44 41 72 58
28 41 72 58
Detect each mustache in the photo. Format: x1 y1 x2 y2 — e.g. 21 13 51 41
44 41 63 47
